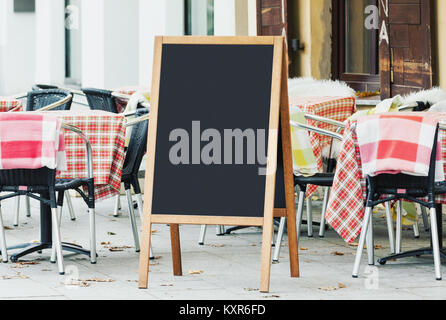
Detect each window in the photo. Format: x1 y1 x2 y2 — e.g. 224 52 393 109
332 0 379 93
185 0 214 36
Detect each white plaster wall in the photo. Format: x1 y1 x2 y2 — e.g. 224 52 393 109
214 0 236 35
81 0 105 88
138 0 184 89
103 0 139 89
35 0 65 86
0 0 36 95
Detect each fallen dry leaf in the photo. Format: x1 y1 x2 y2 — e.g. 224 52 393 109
374 245 383 250
107 232 116 236
160 283 174 287
151 230 158 234
188 270 204 275
77 278 115 284
108 245 134 252
63 279 90 287
244 288 259 292
3 226 13 230
210 244 225 248
263 295 280 298
101 241 111 245
2 273 29 280
319 283 347 291
331 251 345 256
300 247 309 251
318 286 339 291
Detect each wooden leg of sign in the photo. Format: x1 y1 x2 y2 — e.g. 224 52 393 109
170 224 183 276
280 37 300 278
138 214 152 289
260 213 274 293
259 37 284 294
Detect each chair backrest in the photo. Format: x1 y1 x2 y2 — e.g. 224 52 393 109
27 89 72 111
122 108 149 178
368 126 439 202
32 84 59 91
82 88 118 113
0 168 56 190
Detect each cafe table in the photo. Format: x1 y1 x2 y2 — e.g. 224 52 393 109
9 110 126 262
289 95 356 197
325 116 446 260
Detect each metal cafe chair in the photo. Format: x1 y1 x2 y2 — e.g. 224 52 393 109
11 90 76 226
272 116 344 262
82 88 119 113
0 120 95 272
352 125 443 281
116 108 154 258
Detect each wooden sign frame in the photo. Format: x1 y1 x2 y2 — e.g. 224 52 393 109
138 36 298 293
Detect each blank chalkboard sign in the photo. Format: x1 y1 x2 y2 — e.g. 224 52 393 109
139 36 298 293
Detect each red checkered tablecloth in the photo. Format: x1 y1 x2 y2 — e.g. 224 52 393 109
0 99 23 112
50 110 126 201
325 115 446 243
289 96 356 196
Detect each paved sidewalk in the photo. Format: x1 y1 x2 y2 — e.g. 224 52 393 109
0 195 445 300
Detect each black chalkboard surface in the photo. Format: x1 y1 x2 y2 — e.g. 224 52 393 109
151 43 275 218
139 36 298 293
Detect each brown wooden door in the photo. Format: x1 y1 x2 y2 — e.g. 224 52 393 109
379 0 435 99
257 0 287 36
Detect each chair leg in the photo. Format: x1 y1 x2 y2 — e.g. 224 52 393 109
25 196 31 218
273 217 287 262
306 196 313 237
396 200 403 254
273 191 305 263
199 225 207 245
113 194 121 217
216 225 225 236
51 207 65 275
89 208 96 264
65 193 76 221
50 206 63 264
429 207 442 281
352 207 373 278
384 202 395 254
135 193 153 258
126 189 140 252
13 197 20 227
296 191 306 242
413 218 420 239
421 206 430 231
366 212 374 265
0 205 8 263
319 187 330 238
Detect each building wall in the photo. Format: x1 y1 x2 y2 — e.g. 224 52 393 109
296 0 332 80
436 0 446 90
295 0 446 92
0 0 36 95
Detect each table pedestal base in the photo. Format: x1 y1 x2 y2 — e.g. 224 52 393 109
9 242 95 263
377 248 446 266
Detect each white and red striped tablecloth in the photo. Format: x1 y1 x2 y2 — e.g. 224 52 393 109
289 96 356 197
325 114 446 243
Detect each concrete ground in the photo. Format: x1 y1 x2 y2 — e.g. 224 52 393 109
0 194 445 300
